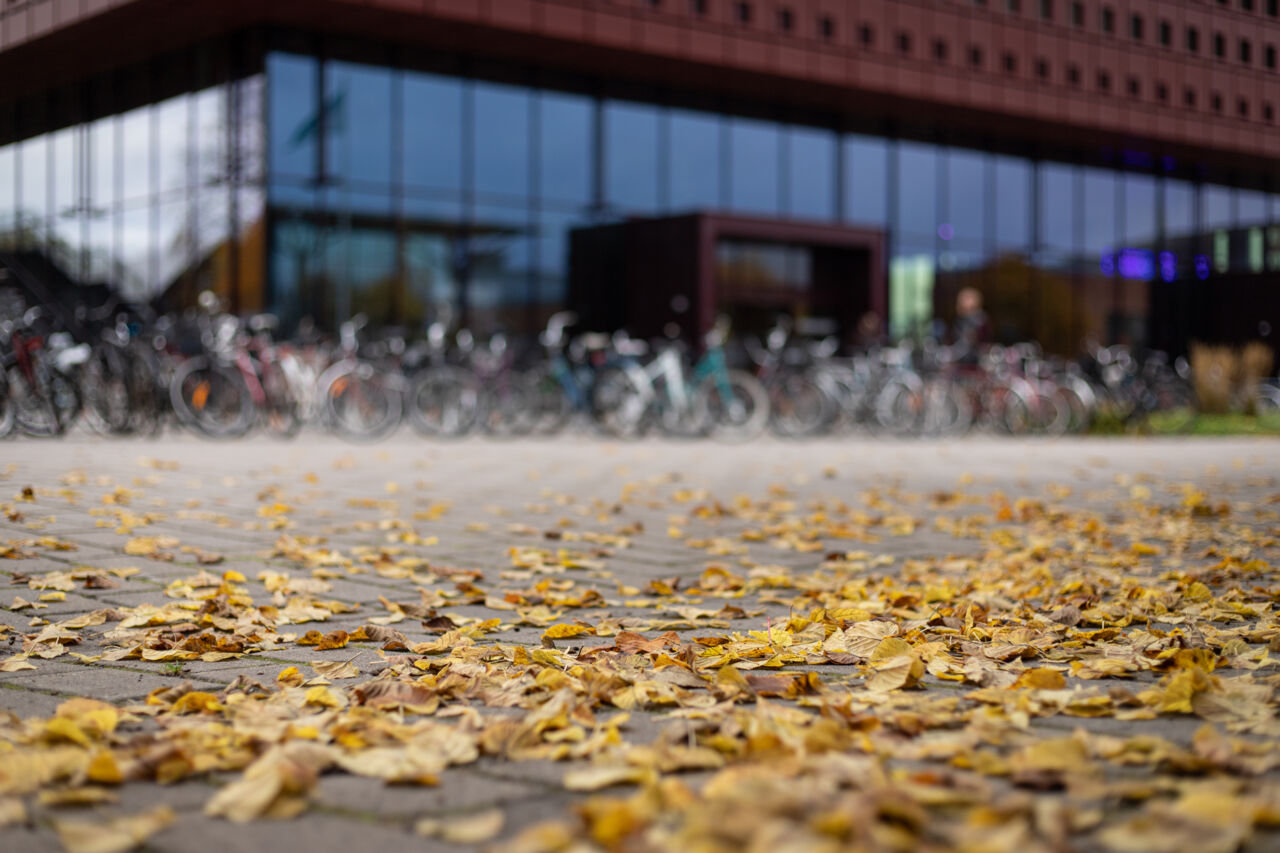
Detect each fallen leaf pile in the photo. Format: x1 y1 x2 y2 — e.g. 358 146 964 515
1 453 1278 853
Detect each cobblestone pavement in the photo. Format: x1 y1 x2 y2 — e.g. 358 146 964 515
0 435 1278 853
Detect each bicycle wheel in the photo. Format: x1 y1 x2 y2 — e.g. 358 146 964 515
260 362 302 439
767 370 832 438
11 364 80 438
0 369 13 438
406 366 480 438
170 357 255 439
522 366 574 436
479 375 533 437
80 345 133 435
322 362 403 441
699 370 769 441
592 366 650 439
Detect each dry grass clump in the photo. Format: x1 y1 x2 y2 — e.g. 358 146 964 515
1190 342 1275 414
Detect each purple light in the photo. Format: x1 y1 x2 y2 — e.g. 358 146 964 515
937 223 954 241
1099 252 1116 276
1117 248 1155 281
1194 255 1210 280
1159 251 1176 282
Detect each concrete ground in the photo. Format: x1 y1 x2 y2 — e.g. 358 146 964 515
0 434 1277 852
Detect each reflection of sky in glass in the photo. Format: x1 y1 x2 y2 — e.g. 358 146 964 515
475 82 530 200
669 110 721 211
946 148 985 246
1038 163 1075 251
994 155 1031 250
787 127 835 221
538 92 592 205
844 135 887 227
605 101 659 212
402 72 464 194
896 141 936 238
730 117 779 216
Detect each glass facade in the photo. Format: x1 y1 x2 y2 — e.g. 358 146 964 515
2 41 1279 354
0 67 264 311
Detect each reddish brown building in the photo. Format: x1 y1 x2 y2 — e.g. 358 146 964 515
1 0 1278 352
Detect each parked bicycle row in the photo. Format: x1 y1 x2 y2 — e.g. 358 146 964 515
1 296 1220 441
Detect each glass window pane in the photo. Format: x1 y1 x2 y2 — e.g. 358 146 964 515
669 109 721 211
267 53 317 180
605 101 659 212
403 71 464 194
195 85 227 188
994 155 1031 250
236 76 266 186
730 117 779 216
538 91 592 206
1201 185 1233 229
118 205 151 300
1081 168 1117 254
326 61 393 188
945 148 986 247
87 210 114 284
91 117 115 209
475 82 531 201
470 202 532 333
1164 179 1194 239
896 141 937 239
786 126 835 221
20 135 47 225
1123 173 1157 246
0 143 14 235
120 105 150 206
1038 162 1075 252
51 127 76 220
157 94 188 194
1238 189 1268 226
844 134 887 226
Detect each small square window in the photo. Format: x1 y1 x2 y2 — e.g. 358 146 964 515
1126 76 1140 96
1211 92 1223 112
1240 39 1252 63
1184 87 1197 107
1130 14 1143 40
1098 70 1112 91
1264 102 1275 122
859 24 875 46
1187 28 1200 53
1003 52 1017 73
897 31 912 54
1242 0 1254 10
1101 7 1115 33
778 8 793 31
819 16 835 39
1071 1 1084 26
1067 63 1081 84
1040 0 1053 19
1267 45 1277 69
1269 0 1278 16
974 0 987 6
1214 32 1226 58
1238 98 1249 117
1159 20 1171 47
1036 57 1049 78
691 0 708 15
969 45 985 67
933 39 949 61
735 1 751 23
1156 82 1168 101
1007 0 1021 12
